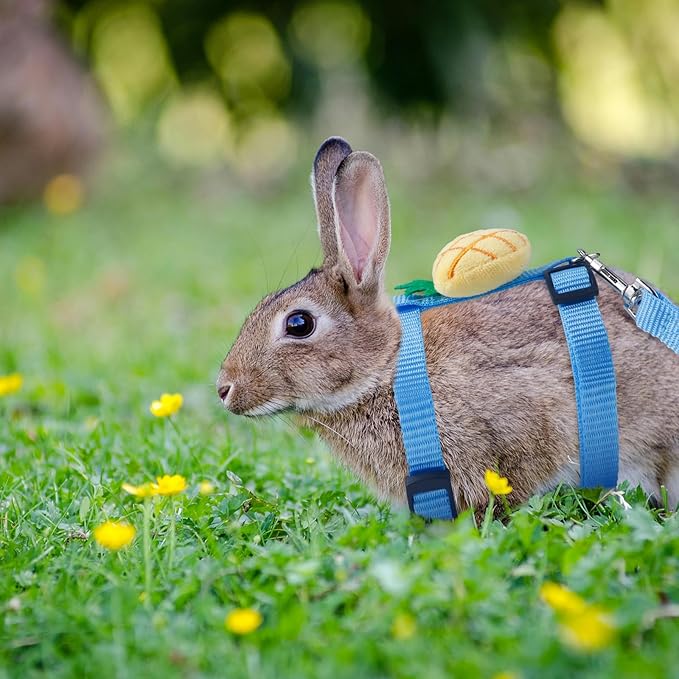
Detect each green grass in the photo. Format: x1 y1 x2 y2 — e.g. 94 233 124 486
1 149 678 679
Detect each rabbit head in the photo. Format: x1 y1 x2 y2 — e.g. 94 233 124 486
217 138 400 417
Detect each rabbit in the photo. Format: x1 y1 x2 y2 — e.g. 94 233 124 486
216 136 679 515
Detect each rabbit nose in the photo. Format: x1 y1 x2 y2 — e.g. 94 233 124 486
217 383 232 402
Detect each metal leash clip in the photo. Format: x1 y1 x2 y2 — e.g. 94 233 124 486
573 250 659 319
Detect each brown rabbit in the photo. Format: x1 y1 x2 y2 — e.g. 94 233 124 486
217 137 679 515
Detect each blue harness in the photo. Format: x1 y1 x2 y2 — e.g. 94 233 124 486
392 254 679 521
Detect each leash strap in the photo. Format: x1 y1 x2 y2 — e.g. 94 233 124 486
571 251 678 355
636 291 679 354
545 262 619 488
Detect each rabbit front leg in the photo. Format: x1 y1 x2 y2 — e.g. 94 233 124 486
664 444 679 509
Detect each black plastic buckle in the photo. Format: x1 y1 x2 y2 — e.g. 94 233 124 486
544 261 598 306
406 469 457 518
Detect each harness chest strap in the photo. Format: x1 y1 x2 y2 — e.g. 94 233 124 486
392 259 621 521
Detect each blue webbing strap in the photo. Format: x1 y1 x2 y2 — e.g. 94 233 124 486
546 264 619 488
636 291 679 354
394 306 456 520
393 259 570 311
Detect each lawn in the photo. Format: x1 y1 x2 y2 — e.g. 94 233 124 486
1 147 678 679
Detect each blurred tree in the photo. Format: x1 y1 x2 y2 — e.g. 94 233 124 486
362 0 564 114
51 0 679 171
57 0 573 117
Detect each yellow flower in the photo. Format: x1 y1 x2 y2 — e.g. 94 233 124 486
94 521 136 550
155 474 187 496
559 606 616 652
225 608 262 635
540 582 587 615
0 373 23 397
492 673 520 679
149 393 183 417
484 469 513 495
122 482 158 498
198 480 215 495
540 582 616 652
391 612 417 640
43 174 84 215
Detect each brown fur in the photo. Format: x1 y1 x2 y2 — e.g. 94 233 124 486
218 138 679 514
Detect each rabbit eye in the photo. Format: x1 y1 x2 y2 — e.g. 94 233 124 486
285 310 316 338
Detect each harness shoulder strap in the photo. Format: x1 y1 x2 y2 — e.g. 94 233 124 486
544 262 619 488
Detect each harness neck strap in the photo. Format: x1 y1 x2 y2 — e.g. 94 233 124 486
394 306 456 520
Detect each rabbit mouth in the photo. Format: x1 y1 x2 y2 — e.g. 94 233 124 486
240 398 292 417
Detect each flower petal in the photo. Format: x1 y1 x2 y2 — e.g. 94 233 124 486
155 474 187 496
94 521 136 550
225 608 262 634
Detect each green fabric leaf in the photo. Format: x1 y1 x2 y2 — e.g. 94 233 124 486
394 279 438 297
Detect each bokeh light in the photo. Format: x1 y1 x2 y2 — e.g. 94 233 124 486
43 174 85 215
290 1 370 69
91 3 176 123
157 88 233 167
14 256 46 297
554 2 679 156
232 113 298 183
205 12 291 108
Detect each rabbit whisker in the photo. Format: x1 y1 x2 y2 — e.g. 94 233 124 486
276 413 312 446
248 398 290 418
303 414 357 451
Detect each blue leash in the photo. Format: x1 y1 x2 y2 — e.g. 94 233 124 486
575 250 679 352
393 253 679 521
636 292 679 353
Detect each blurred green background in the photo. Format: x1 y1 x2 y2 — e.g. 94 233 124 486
51 0 679 166
2 0 679 395
46 0 679 184
1 0 679 386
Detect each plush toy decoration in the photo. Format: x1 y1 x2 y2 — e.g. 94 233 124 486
432 228 532 298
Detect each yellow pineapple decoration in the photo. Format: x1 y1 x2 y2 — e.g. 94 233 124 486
432 228 532 298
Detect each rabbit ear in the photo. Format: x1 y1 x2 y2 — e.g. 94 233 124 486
332 151 391 289
312 137 352 265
